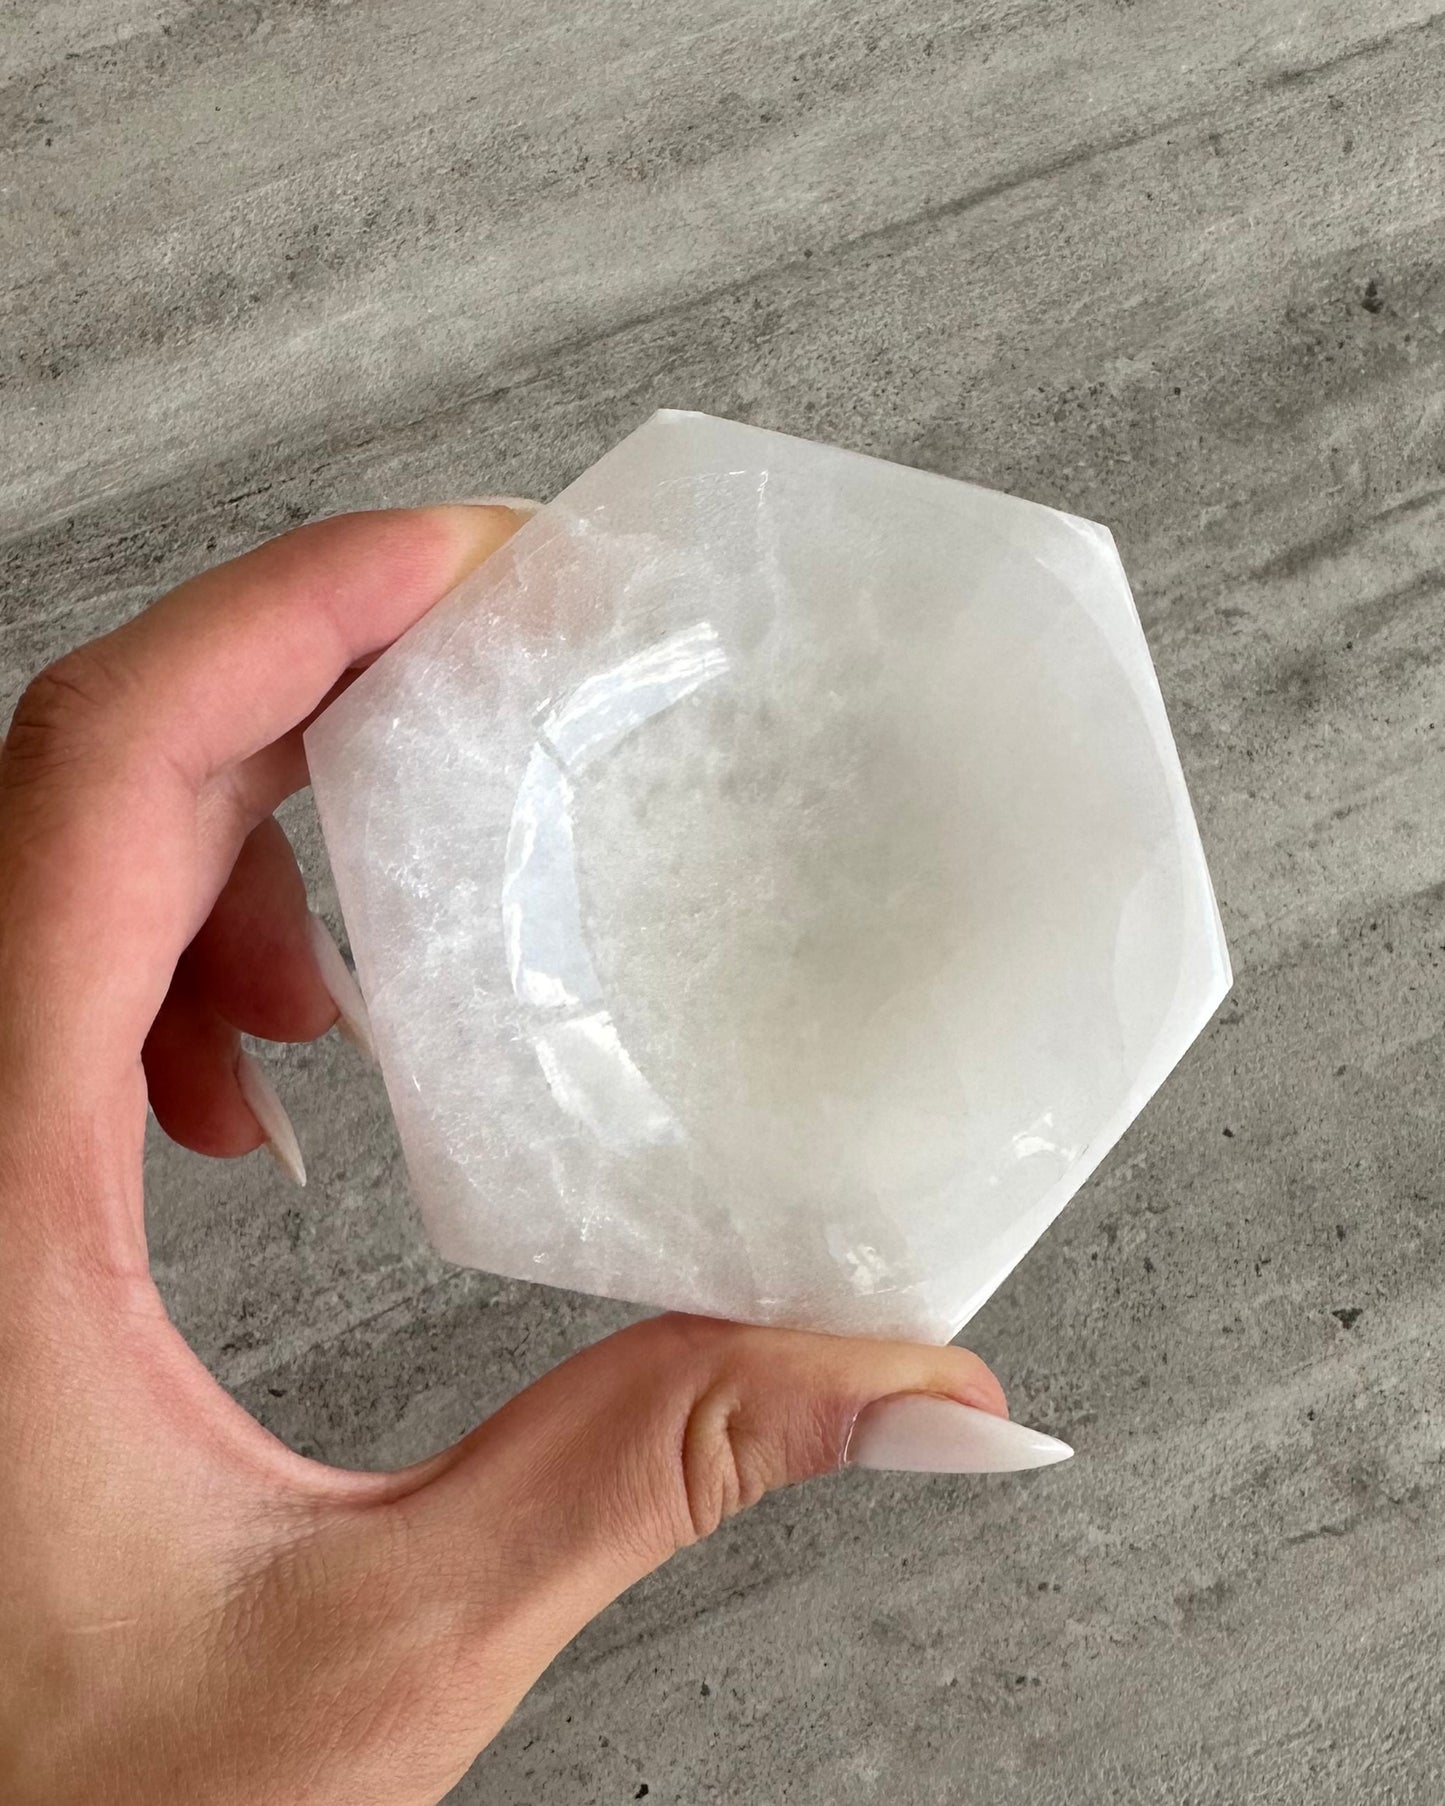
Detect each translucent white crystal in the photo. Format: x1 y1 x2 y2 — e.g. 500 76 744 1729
306 411 1230 1342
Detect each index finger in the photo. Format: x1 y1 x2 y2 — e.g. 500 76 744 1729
0 505 527 1085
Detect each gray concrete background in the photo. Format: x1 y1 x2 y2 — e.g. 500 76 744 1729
2 2 1443 1800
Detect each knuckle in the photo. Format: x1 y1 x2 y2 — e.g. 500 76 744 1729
678 1382 767 1544
620 1316 842 1548
4 650 120 775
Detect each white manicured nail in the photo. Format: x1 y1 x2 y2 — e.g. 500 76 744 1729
306 912 376 1062
457 495 544 518
236 1050 307 1188
846 1396 1073 1474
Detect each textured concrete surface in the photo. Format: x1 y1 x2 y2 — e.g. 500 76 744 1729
3 3 1444 1801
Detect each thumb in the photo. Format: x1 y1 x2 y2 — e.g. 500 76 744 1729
390 1314 1070 1732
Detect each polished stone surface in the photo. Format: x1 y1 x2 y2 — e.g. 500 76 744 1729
309 410 1229 1340
2 4 1443 1801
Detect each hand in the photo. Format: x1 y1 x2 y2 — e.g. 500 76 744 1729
0 506 1062 1805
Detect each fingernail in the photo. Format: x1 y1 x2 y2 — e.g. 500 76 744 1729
306 912 377 1062
456 495 544 519
235 1050 307 1188
845 1395 1073 1474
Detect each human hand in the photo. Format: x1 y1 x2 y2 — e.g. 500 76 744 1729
0 506 1069 1804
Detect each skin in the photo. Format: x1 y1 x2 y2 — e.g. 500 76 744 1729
0 506 1007 1804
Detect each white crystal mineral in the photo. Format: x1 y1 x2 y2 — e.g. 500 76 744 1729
306 411 1230 1342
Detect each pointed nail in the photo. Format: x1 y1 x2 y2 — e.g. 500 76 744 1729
845 1395 1073 1474
455 495 544 519
235 1050 307 1188
306 912 376 1062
